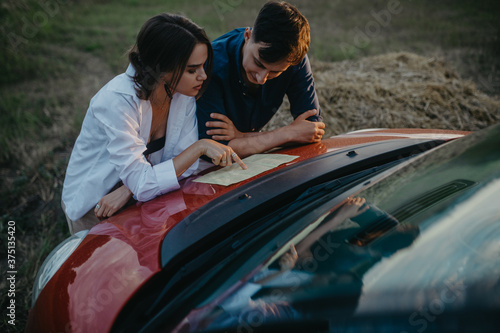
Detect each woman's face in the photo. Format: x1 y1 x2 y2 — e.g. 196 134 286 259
171 43 208 97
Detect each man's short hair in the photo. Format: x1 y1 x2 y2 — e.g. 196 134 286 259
252 1 310 66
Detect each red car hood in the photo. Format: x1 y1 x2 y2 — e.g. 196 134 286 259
26 128 468 333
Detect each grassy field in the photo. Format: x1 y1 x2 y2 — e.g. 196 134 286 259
1 0 499 331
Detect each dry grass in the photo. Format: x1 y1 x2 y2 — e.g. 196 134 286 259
264 52 500 135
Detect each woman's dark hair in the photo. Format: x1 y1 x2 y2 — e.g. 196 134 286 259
128 13 213 100
252 1 310 65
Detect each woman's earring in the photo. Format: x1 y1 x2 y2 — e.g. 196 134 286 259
164 83 173 99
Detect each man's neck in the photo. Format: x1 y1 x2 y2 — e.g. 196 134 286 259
240 65 260 96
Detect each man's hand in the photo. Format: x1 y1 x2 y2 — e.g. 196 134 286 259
287 109 325 143
206 113 244 141
207 109 325 158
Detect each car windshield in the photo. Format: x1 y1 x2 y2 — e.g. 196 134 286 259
189 125 500 332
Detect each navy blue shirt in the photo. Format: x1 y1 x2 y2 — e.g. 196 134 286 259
197 28 321 143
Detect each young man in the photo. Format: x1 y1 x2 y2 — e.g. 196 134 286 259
196 1 325 158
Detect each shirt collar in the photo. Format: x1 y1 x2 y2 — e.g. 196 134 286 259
234 34 246 84
229 30 250 92
126 63 136 77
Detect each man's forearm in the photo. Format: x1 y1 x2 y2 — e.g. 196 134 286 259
228 127 291 157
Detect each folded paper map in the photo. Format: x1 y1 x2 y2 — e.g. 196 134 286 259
193 154 299 186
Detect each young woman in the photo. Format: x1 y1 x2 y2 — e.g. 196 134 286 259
62 13 246 235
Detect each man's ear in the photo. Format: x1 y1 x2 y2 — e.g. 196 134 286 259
244 27 252 42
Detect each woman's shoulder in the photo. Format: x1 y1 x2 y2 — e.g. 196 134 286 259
91 71 142 110
87 79 148 131
104 68 139 98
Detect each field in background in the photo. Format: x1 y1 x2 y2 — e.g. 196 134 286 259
1 0 499 331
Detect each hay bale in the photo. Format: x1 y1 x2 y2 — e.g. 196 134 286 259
263 52 500 136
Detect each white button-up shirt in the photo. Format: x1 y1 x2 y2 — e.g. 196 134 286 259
62 64 199 221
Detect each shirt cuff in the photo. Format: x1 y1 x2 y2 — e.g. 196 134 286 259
153 159 180 195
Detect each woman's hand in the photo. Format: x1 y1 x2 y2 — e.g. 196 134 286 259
95 185 133 220
205 113 244 141
199 139 247 169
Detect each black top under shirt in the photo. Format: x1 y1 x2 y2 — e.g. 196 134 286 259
143 136 166 156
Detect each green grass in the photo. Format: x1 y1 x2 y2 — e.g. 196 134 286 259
0 0 499 331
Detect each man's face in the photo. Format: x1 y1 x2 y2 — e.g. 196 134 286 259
241 28 290 85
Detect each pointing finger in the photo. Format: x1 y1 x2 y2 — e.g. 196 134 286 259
231 152 247 170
